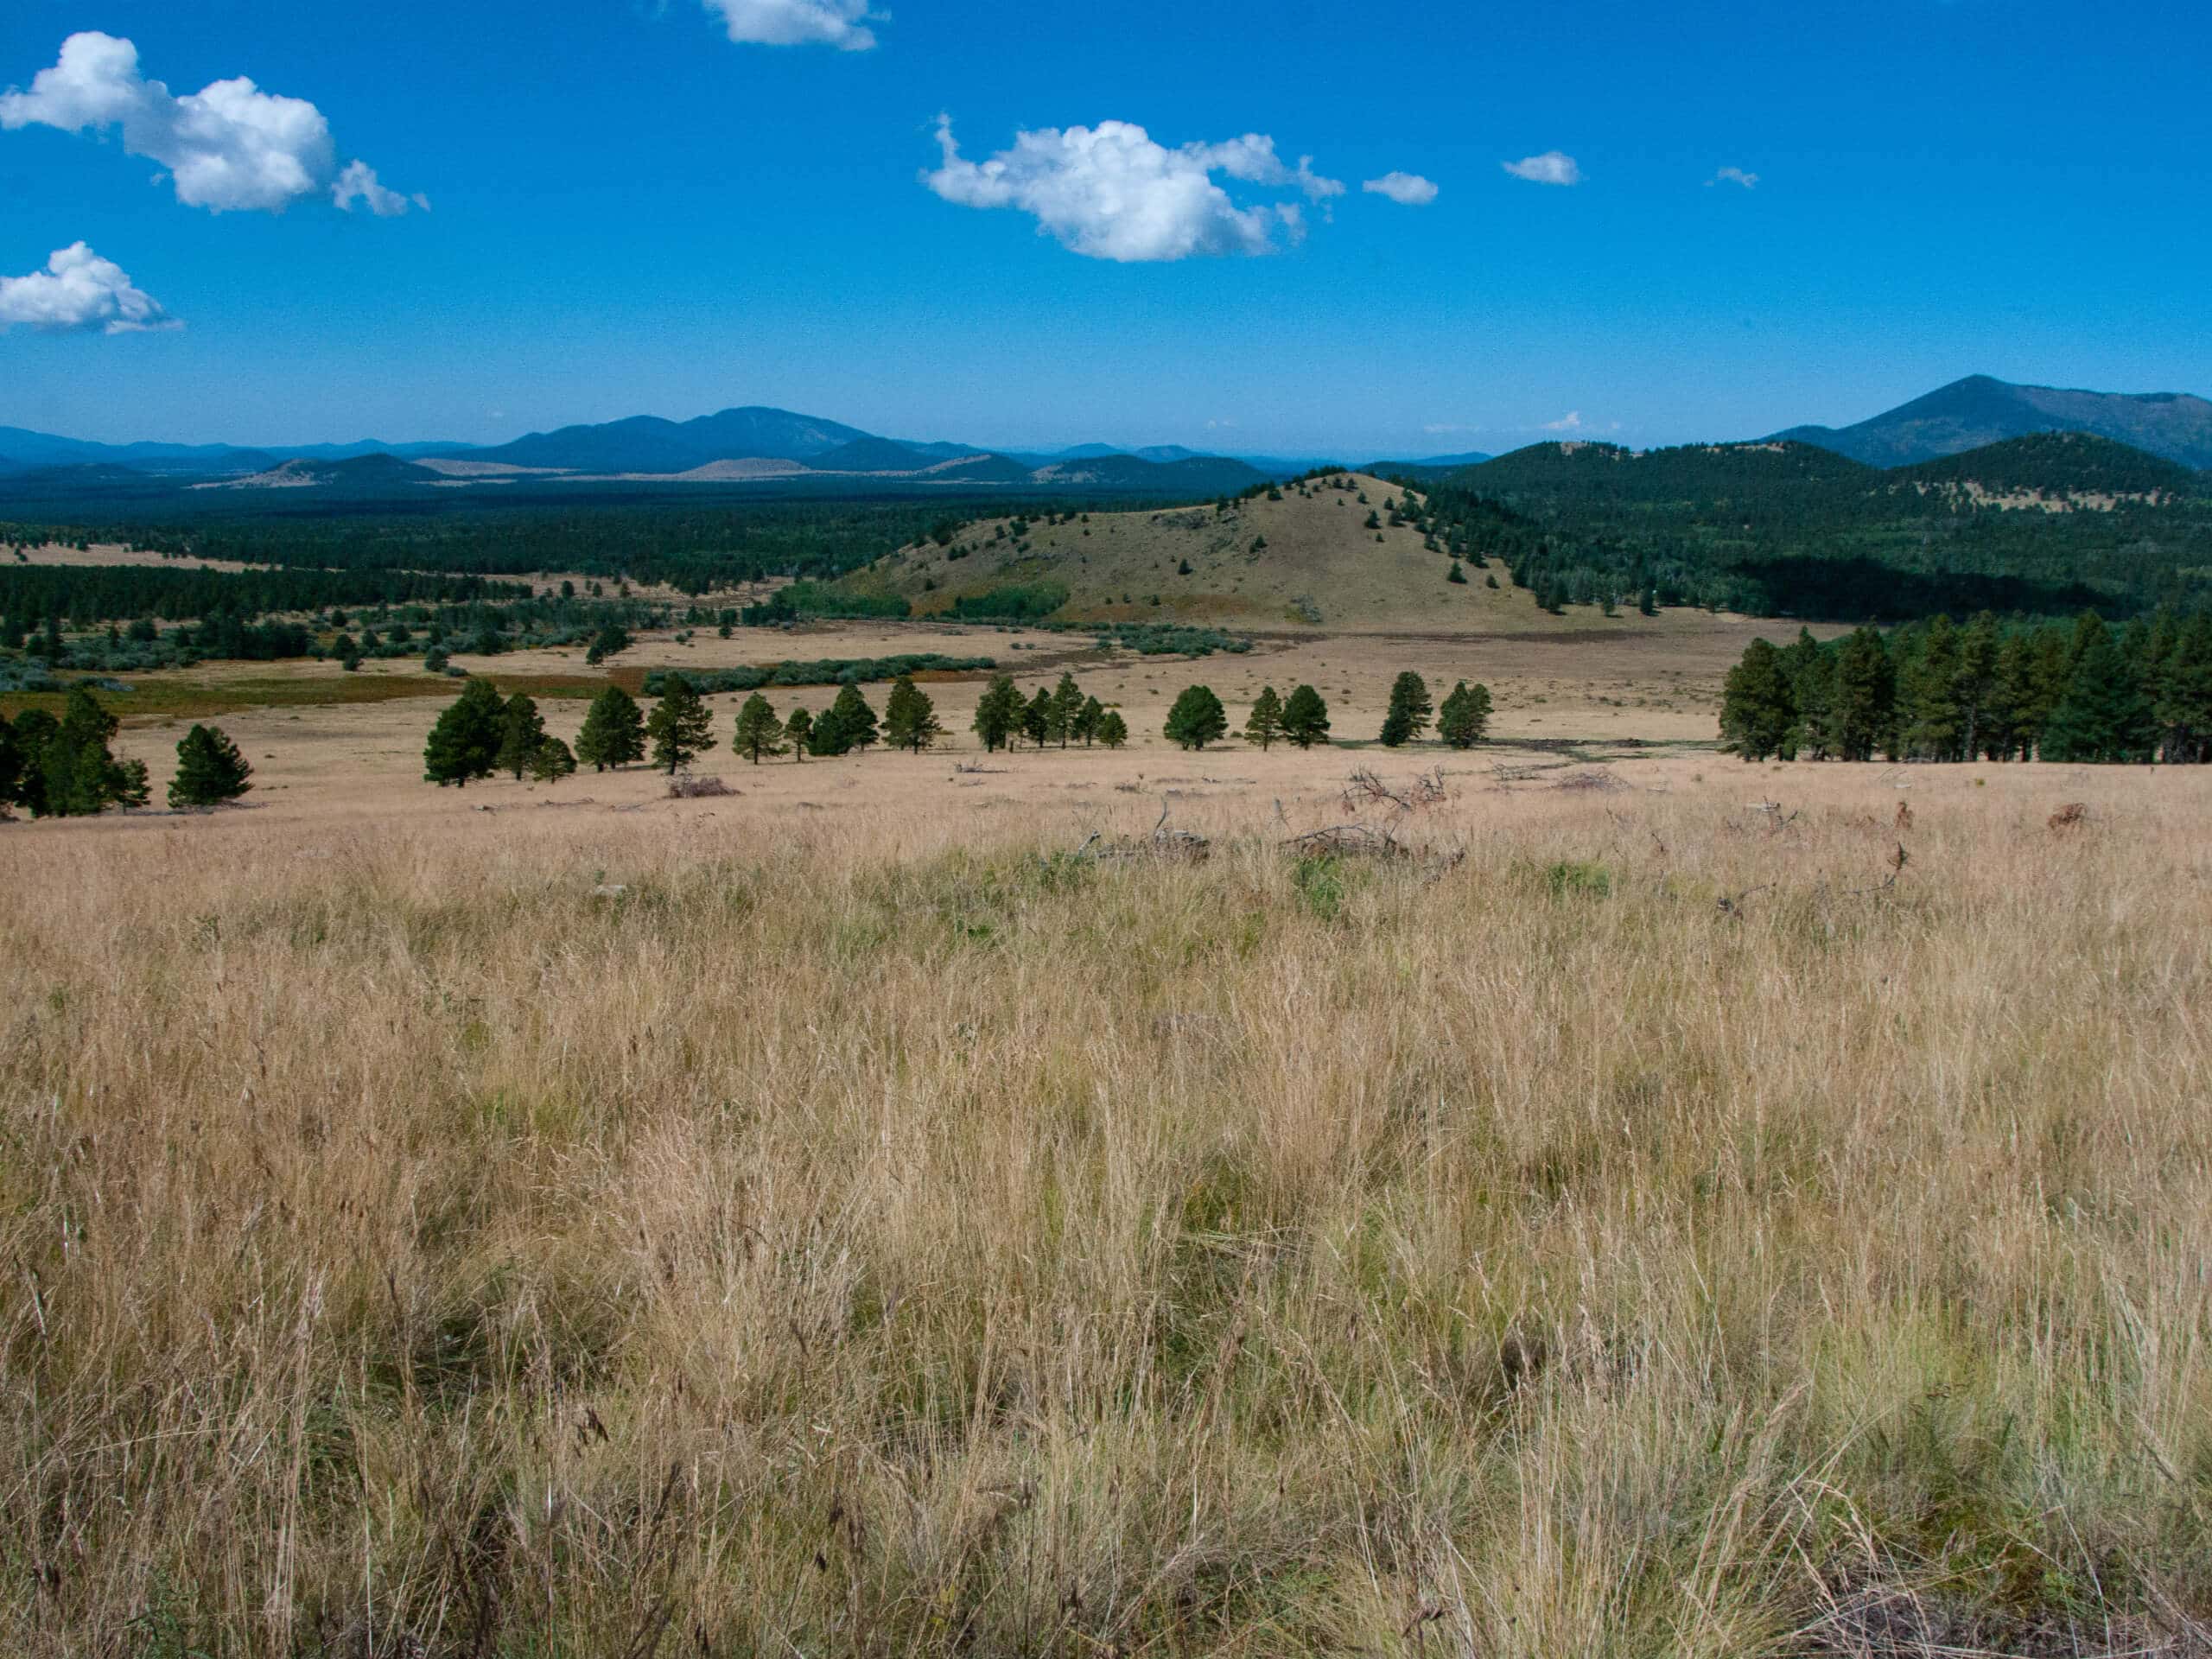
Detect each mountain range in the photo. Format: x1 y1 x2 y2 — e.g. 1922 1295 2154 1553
1 377 2206 504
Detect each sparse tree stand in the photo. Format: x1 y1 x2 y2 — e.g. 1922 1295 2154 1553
1244 686 1285 750
733 693 786 764
575 685 645 772
645 677 715 773
884 675 944 753
1379 672 1433 747
1437 681 1492 748
169 723 253 810
1281 683 1331 748
783 707 813 759
972 674 1023 753
423 677 506 787
496 692 550 779
1164 684 1228 750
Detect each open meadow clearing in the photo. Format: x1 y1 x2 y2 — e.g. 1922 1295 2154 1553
4 691 2210 1653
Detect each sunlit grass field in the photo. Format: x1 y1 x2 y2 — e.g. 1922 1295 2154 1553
3 760 2209 1656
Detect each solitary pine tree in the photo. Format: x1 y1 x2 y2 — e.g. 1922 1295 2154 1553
1436 681 1491 748
645 678 715 773
575 686 645 772
1719 640 1796 761
1446 561 1468 584
784 706 814 759
423 678 505 787
884 675 944 753
1379 672 1432 747
1281 684 1331 748
733 693 786 764
1164 685 1228 750
1244 686 1285 750
168 723 253 809
496 693 549 779
1095 709 1129 748
972 674 1022 753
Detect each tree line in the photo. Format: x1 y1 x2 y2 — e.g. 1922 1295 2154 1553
1719 609 2212 764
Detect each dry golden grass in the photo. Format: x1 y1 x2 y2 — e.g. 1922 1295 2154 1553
4 753 2210 1656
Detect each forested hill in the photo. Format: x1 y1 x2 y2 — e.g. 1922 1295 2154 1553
1409 434 2212 622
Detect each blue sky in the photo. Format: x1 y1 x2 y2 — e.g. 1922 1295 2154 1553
0 0 2206 457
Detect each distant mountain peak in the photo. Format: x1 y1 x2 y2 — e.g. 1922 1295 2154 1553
1774 374 2212 470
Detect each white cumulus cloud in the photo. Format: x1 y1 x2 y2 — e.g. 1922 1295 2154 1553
702 0 881 49
923 117 1342 261
333 160 428 216
0 32 416 215
1502 150 1581 186
1708 165 1759 189
0 243 175 334
1543 411 1584 431
1363 171 1439 207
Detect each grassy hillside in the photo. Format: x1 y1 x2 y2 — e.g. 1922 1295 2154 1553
841 472 1617 632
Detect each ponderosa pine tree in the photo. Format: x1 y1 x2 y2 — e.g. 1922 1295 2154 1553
733 693 786 764
1244 686 1284 750
1830 628 1896 762
168 723 253 809
1281 684 1330 748
575 685 645 772
1047 672 1083 747
0 715 22 815
1436 680 1492 748
585 624 632 666
1021 688 1052 748
423 677 505 787
1077 695 1105 746
784 707 813 759
1164 684 1227 750
813 683 879 755
884 675 944 753
1379 672 1432 747
1095 709 1128 748
1719 639 1795 761
2043 619 2152 762
973 674 1022 753
496 693 549 779
645 677 715 772
529 737 577 781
